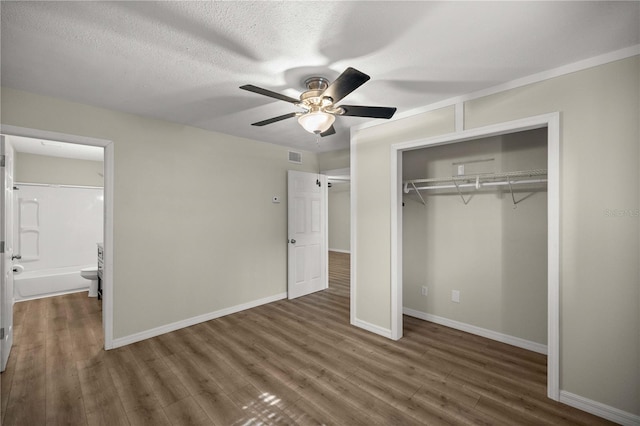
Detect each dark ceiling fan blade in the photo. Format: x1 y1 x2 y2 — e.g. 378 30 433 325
340 105 397 119
251 112 298 126
322 67 370 104
320 125 336 137
240 84 300 104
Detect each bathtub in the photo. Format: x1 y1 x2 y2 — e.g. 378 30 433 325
14 265 92 301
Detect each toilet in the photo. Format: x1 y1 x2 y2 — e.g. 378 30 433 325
80 266 99 297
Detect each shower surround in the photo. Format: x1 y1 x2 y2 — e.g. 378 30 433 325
13 183 103 301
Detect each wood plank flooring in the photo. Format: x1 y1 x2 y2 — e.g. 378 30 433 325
1 251 613 425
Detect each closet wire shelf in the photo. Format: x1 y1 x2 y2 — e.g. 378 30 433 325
403 168 548 206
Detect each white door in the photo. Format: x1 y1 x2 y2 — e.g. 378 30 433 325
0 136 15 371
287 170 328 299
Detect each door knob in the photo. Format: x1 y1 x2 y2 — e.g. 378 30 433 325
290 239 296 244
11 254 21 260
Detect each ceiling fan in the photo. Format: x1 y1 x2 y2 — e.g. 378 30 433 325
240 67 397 137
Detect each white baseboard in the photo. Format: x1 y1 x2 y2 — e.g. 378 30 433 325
111 292 287 349
560 391 640 426
352 318 392 339
403 307 548 355
329 248 351 254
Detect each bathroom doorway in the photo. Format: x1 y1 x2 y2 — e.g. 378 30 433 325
10 136 104 301
0 125 114 354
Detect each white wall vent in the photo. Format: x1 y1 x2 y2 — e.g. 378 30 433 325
288 151 302 164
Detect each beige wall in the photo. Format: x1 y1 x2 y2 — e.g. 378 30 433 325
1 87 319 339
352 56 639 415
328 182 350 252
403 129 547 345
318 148 350 171
15 152 104 187
353 105 456 329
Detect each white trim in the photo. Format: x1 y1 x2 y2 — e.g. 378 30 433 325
546 113 561 400
392 113 557 152
328 248 350 254
112 292 287 349
389 145 402 340
103 142 114 349
390 112 560 401
349 128 357 328
351 318 393 339
0 124 115 351
454 102 464 132
322 173 329 292
559 391 640 426
404 308 547 355
356 44 640 133
1 124 111 148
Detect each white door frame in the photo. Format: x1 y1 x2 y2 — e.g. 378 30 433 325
390 112 560 401
0 135 15 371
0 124 115 350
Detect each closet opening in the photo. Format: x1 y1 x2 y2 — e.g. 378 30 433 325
403 127 548 347
390 113 560 400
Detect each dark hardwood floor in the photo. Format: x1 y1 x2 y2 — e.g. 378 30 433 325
1 251 612 425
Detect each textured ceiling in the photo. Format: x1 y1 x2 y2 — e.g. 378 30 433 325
1 1 639 153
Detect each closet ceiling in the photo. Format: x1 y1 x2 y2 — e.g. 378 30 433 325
1 1 638 153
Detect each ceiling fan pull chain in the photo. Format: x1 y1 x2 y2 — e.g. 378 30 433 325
316 149 322 187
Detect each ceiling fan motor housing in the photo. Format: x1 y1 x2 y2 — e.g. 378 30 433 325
300 77 334 109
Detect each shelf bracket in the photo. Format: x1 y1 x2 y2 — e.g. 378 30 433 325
411 182 426 205
453 179 472 205
507 179 536 208
508 179 517 208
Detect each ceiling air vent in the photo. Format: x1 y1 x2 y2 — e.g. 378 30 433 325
288 151 302 164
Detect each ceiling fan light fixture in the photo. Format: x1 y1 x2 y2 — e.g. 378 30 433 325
241 67 396 137
298 111 335 134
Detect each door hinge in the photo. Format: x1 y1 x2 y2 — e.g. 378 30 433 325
0 328 4 340
0 155 5 167
0 241 4 254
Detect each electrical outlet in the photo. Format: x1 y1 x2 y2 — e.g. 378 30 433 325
452 290 460 303
421 286 428 296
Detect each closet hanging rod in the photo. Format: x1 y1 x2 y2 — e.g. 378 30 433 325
404 168 547 186
405 178 547 193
